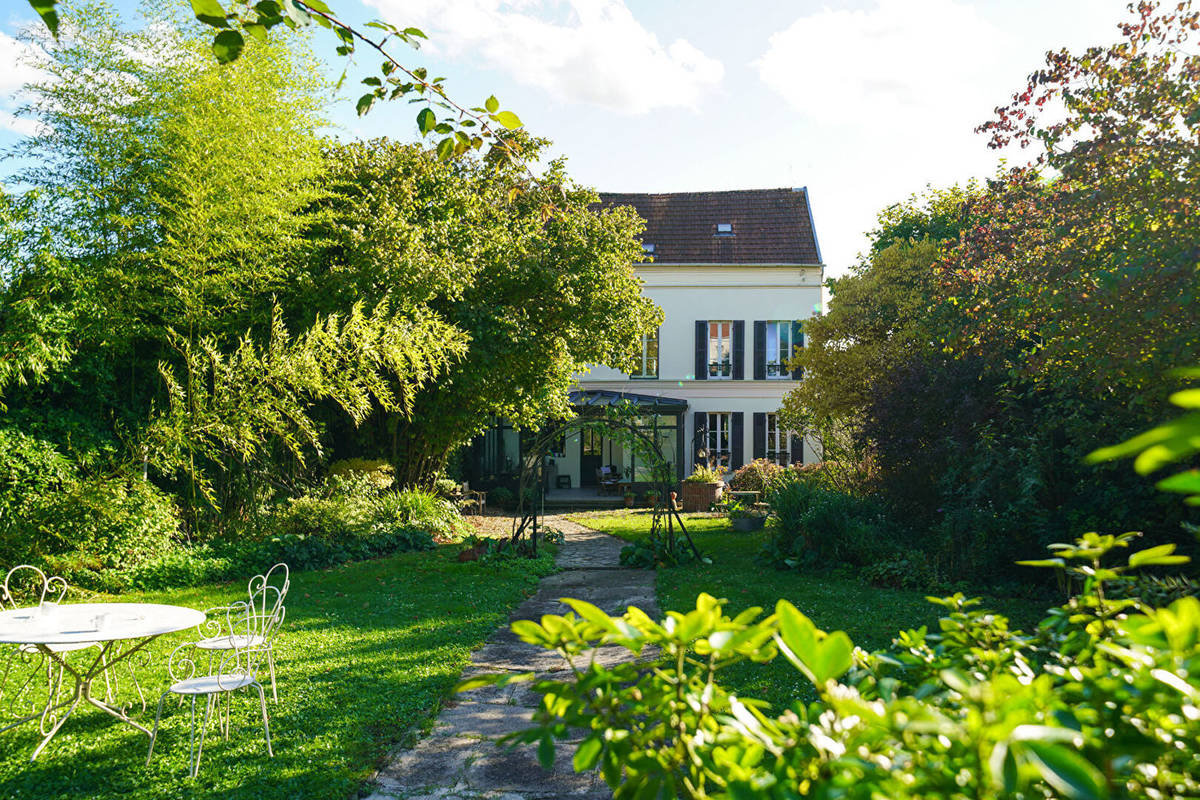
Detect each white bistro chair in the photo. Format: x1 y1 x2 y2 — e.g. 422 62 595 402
147 594 283 778
196 563 289 701
0 565 102 731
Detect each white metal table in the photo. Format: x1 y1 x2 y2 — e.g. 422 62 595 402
0 602 205 759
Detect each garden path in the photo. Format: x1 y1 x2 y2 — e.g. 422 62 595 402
365 515 656 800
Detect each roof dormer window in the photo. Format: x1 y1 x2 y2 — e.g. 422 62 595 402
715 222 733 236
642 243 656 254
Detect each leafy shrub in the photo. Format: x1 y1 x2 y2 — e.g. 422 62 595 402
765 479 887 569
1108 572 1199 607
272 492 372 542
474 533 1200 800
372 489 469 542
31 476 180 582
327 458 395 490
729 458 786 494
684 464 724 483
433 476 461 497
860 549 936 590
489 486 515 509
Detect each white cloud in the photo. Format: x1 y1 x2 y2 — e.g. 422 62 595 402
0 29 44 136
0 30 41 95
756 0 1002 129
364 0 724 113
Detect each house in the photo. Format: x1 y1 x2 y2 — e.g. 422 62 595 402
468 187 824 493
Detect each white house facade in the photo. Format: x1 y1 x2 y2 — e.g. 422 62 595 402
465 188 824 493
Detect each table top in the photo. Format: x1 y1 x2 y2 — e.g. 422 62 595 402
0 603 206 645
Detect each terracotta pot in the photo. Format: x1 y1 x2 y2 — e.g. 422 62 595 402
680 481 722 512
624 495 635 507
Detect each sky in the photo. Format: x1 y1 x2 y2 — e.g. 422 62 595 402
1 0 1135 278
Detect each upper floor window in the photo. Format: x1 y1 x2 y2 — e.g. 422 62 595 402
765 321 793 379
708 321 732 379
631 328 659 379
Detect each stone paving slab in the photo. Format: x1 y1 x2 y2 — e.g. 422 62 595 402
364 516 657 800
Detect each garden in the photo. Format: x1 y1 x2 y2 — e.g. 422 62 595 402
1 0 1199 798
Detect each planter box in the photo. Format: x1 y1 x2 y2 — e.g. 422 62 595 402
680 481 722 512
731 515 766 532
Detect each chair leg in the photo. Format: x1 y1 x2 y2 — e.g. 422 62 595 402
253 683 273 757
146 692 169 765
267 649 278 702
192 694 215 779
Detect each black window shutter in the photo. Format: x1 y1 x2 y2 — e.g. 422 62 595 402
790 321 804 380
694 321 707 381
693 412 707 468
752 412 766 460
790 434 804 464
753 321 765 380
732 321 745 380
731 412 744 469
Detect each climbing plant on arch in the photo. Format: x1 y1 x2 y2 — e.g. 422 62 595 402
509 403 706 567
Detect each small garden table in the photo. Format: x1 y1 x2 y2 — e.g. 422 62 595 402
0 602 205 759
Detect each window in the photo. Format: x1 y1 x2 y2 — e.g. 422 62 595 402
706 412 731 468
708 321 732 379
715 222 733 236
642 243 656 255
766 414 791 465
765 321 793 379
631 328 659 379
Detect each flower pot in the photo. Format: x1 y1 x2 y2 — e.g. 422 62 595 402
731 515 766 532
624 496 635 508
680 481 722 512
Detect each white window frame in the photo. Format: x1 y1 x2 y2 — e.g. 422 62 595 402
706 412 731 468
765 321 792 379
766 413 790 465
708 321 733 380
631 328 658 379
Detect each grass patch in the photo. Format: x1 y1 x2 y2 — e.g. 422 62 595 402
0 544 556 799
568 510 1044 708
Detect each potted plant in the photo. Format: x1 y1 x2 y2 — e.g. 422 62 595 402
643 489 660 508
727 499 767 532
623 489 636 508
680 464 724 512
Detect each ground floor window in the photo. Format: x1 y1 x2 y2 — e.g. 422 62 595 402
766 413 789 465
707 412 731 468
479 418 520 477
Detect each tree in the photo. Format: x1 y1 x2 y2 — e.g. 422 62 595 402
305 138 662 487
25 0 528 168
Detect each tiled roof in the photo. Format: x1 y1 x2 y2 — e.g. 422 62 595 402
597 188 823 265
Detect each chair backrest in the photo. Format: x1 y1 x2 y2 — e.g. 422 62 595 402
174 595 285 690
247 563 289 626
2 565 67 610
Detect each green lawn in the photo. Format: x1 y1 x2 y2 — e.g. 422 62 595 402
0 544 556 799
568 510 1044 708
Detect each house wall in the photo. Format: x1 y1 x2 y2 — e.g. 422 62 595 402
570 263 824 484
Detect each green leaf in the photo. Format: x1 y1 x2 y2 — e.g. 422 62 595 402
537 735 555 769
301 0 330 11
27 0 60 36
1156 469 1200 495
211 30 245 63
355 93 375 116
1021 741 1107 800
189 0 228 27
403 26 427 38
1128 543 1190 568
416 108 437 134
1016 558 1066 569
495 110 523 130
436 136 455 160
1170 388 1200 409
485 95 500 113
243 22 268 41
573 734 603 772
